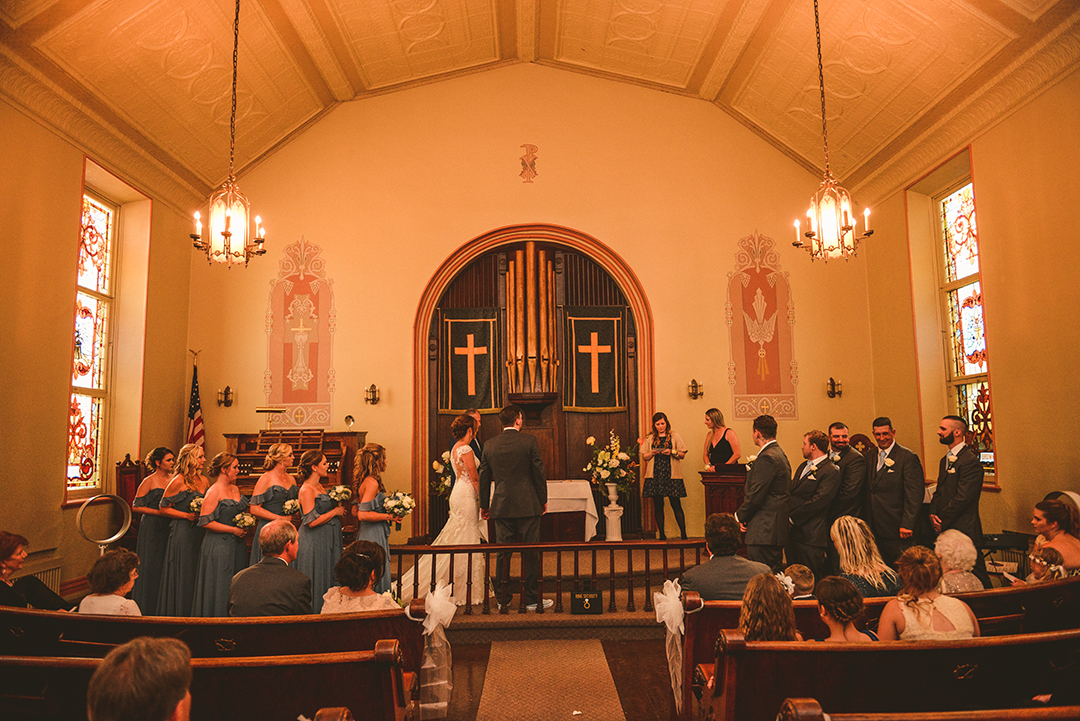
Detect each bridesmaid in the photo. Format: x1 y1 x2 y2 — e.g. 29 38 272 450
157 444 207 616
130 446 174 615
191 453 249 617
352 443 394 594
248 443 298 565
703 408 742 470
295 450 346 613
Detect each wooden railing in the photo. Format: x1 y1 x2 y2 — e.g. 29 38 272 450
390 539 707 614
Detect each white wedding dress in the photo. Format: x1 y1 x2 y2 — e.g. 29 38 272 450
399 444 488 606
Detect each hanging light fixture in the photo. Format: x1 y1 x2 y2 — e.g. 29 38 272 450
190 0 266 267
793 0 872 262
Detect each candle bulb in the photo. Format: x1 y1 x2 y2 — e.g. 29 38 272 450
225 211 231 232
194 210 202 236
794 219 801 245
864 207 871 232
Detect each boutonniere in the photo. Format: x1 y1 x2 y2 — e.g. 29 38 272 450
946 454 957 473
884 458 895 468
746 454 757 469
807 470 818 482
830 452 841 463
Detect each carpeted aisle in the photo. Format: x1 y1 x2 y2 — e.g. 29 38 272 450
475 640 628 721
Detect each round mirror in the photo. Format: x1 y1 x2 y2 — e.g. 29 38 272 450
76 495 132 555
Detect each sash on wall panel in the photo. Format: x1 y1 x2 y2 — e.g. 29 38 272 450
439 308 501 414
564 307 626 412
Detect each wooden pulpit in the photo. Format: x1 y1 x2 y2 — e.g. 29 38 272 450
699 465 748 519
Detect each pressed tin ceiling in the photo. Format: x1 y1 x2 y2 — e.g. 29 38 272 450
1 0 1078 211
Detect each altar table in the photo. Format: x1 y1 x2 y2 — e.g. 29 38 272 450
484 479 599 542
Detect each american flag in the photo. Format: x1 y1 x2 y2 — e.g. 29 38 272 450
186 364 204 447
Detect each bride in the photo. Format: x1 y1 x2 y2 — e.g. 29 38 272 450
399 412 488 605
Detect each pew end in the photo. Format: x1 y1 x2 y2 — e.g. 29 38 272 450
777 697 1080 721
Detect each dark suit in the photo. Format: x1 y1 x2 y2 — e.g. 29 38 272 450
478 427 547 606
786 457 841 578
867 443 924 567
930 444 984 546
735 440 791 570
828 445 868 522
228 556 312 617
680 554 772 601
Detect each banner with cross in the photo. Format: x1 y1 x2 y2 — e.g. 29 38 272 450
439 308 501 414
564 307 626 412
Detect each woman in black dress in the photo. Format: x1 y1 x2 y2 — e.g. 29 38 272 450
640 412 689 540
703 408 741 470
1 531 72 610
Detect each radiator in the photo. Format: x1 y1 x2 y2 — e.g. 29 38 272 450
19 563 63 594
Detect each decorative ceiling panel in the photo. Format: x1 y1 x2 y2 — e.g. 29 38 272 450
0 0 56 28
555 0 725 88
35 0 323 185
328 0 500 89
998 0 1057 23
732 0 1014 177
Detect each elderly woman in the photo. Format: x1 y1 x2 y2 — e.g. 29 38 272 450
831 516 901 598
78 549 142 616
248 442 299 566
320 540 399 614
816 576 877 642
1032 499 1080 572
934 529 984 594
738 573 803 641
878 546 981 641
0 531 72 610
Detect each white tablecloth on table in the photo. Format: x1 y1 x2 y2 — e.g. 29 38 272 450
545 480 599 541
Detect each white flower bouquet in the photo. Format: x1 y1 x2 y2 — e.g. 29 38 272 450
189 496 203 514
282 499 301 515
328 485 352 504
233 512 256 530
430 450 453 498
583 429 636 494
383 491 416 531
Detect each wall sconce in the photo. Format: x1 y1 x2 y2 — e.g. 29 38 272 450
826 377 843 399
688 379 705 400
364 384 380 405
217 386 233 407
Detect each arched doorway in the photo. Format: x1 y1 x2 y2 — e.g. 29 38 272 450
411 224 654 538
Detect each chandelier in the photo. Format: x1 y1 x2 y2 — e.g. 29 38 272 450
190 0 266 267
793 0 872 262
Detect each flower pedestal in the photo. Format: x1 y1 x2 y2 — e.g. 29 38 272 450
603 482 624 542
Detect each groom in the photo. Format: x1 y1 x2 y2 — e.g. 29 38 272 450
479 404 550 610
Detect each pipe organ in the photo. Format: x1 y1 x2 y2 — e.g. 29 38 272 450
506 241 559 394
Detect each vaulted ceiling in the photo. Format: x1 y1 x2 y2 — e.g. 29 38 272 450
2 0 1078 211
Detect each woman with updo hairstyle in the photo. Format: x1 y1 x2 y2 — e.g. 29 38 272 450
130 446 174 615
191 452 250 617
295 450 346 613
248 442 299 566
0 531 72 610
157 443 208 616
1032 499 1080 572
878 546 980 641
79 549 141 616
352 443 395 594
738 574 803 641
934 529 984 594
320 540 399 613
815 576 876 642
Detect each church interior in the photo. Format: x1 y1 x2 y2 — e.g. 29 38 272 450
3 0 1080 717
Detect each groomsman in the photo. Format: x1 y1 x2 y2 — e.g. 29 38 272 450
735 415 791 571
867 417 924 567
930 415 988 583
787 430 841 579
825 422 868 573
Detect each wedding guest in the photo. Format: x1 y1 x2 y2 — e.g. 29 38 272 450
157 444 207 616
353 443 395 594
1018 546 1067 585
191 453 249 617
247 443 298 566
321 540 399 614
934 529 984 594
0 531 72 610
229 520 311 617
640 411 689 540
680 513 770 600
816 576 876 642
79 549 141 616
87 637 192 721
784 564 816 599
130 446 174 616
1032 499 1080 571
831 515 901 598
296 450 346 613
703 407 741 469
738 573 803 641
878 546 981 641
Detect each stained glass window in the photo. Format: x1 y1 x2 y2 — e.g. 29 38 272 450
939 183 993 473
67 194 117 496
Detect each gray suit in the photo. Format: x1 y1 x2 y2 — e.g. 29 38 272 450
479 427 547 605
680 554 771 601
867 443 924 567
828 445 868 522
930 444 984 546
228 556 312 617
787 457 841 578
735 441 791 570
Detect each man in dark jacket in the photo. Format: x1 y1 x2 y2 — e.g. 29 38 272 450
228 520 311 616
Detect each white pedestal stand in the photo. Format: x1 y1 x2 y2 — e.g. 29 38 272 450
604 483 624 542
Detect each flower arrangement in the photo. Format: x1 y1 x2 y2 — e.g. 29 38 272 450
431 451 453 498
328 485 352 504
583 430 636 494
233 512 256 530
282 499 301 515
189 496 203 514
383 491 416 531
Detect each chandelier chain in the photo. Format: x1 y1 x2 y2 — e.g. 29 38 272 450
813 0 830 178
229 0 239 180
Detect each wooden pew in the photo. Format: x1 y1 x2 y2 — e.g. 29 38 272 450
778 698 1080 721
0 640 415 721
700 629 1080 721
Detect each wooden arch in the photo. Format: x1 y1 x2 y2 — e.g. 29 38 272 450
410 224 655 536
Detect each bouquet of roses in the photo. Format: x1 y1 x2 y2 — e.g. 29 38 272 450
233 512 256 530
383 491 416 531
282 499 301 516
430 450 453 498
188 496 204 526
583 429 637 495
328 485 352 504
